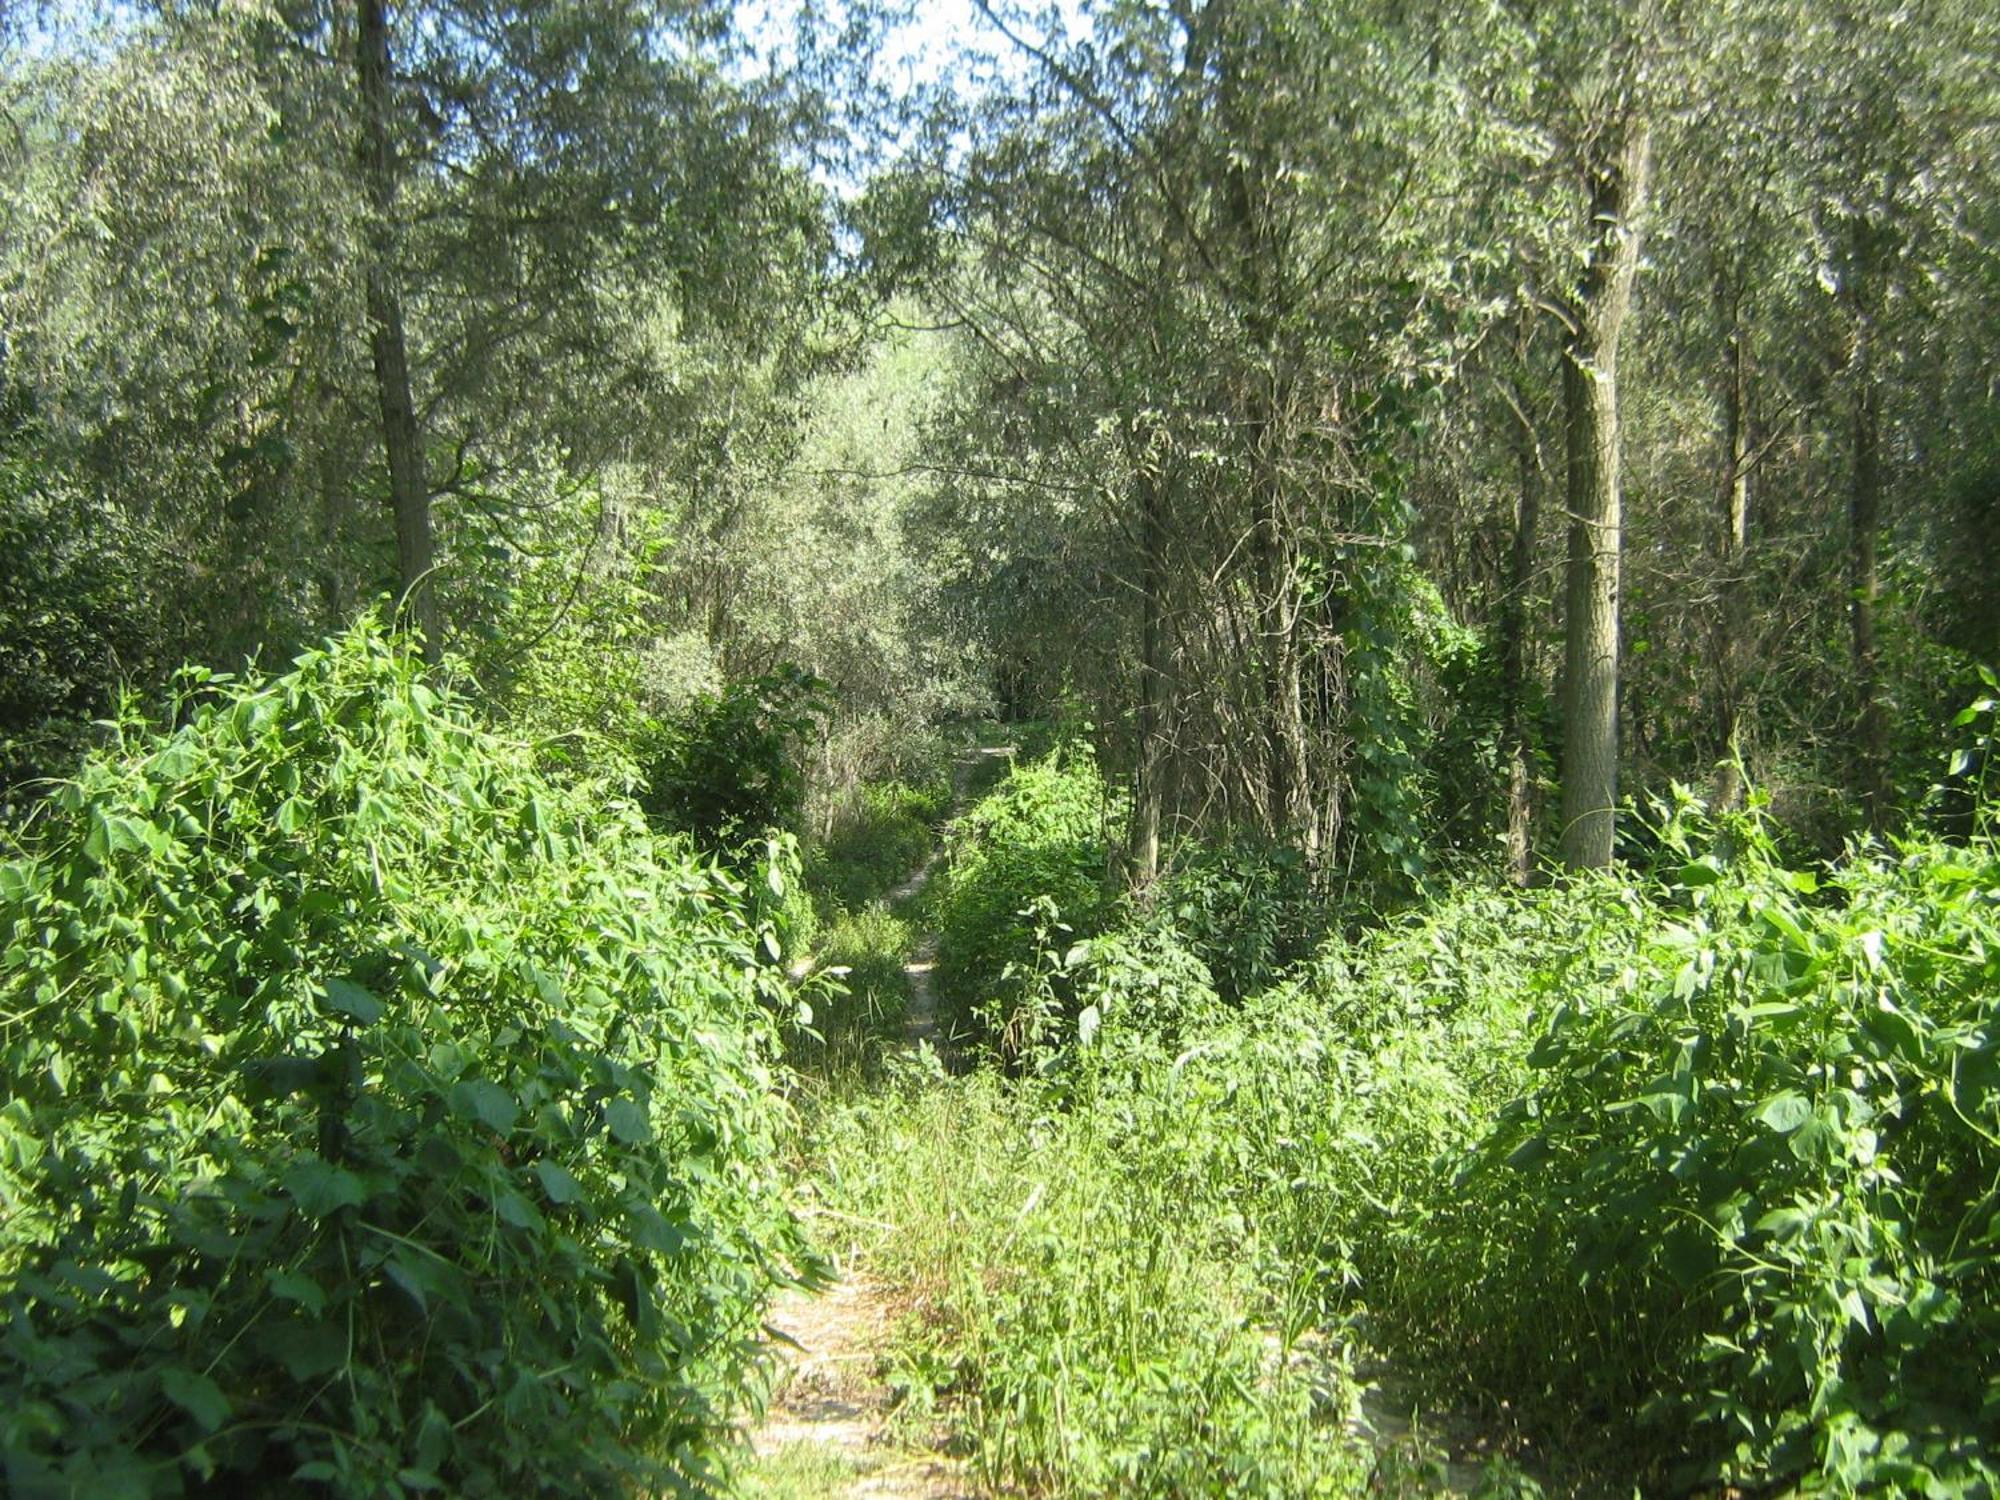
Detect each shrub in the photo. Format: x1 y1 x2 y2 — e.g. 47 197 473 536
1452 808 2000 1492
931 749 1118 1061
1150 833 1321 1003
0 624 805 1496
0 450 167 799
638 665 827 852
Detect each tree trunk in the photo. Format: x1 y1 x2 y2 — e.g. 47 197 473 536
1500 377 1542 885
356 0 439 662
1712 311 1753 812
1130 469 1166 888
1851 348 1888 828
1558 122 1651 872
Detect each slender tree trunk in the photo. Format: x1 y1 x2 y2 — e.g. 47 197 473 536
1712 312 1753 812
1558 123 1651 872
1130 469 1166 888
319 437 355 627
1500 380 1542 885
1262 525 1311 855
1851 346 1888 828
356 0 439 662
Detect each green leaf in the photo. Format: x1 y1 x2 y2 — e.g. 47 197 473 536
605 1097 649 1145
1755 1204 1813 1240
1755 1091 1812 1135
383 1257 429 1314
495 1189 543 1231
455 1079 520 1136
277 1322 346 1382
628 1202 687 1255
322 978 383 1026
160 1367 231 1432
1789 1109 1842 1164
0 859 40 905
534 1160 583 1205
1504 1133 1551 1170
266 1270 326 1316
284 1157 367 1218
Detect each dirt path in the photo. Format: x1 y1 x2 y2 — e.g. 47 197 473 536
748 1275 969 1498
891 746 1010 1053
745 747 1011 1498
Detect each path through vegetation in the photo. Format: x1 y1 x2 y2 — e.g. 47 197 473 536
745 749 1013 1497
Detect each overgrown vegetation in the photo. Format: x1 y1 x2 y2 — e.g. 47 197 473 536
804 776 949 918
0 626 806 1495
7 1 2000 1494
931 747 1118 1059
797 1061 1366 1498
795 757 2000 1495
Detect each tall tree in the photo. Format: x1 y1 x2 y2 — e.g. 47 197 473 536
1509 2 1662 871
929 0 1505 893
1557 115 1651 869
355 0 438 656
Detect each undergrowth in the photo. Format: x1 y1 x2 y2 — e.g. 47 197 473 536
0 624 807 1497
806 778 950 918
794 1057 1368 1498
786 755 2000 1496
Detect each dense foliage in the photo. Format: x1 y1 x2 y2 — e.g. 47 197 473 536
0 627 805 1496
638 666 828 853
7 2 2000 1494
930 748 1118 1059
1450 814 2000 1491
801 763 2000 1494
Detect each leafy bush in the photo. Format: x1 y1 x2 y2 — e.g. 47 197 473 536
0 449 167 799
442 466 673 786
931 749 1118 1061
1150 833 1320 1003
638 665 827 852
0 625 805 1496
1449 807 2000 1493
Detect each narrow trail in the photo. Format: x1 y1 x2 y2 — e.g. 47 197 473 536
746 747 1012 1498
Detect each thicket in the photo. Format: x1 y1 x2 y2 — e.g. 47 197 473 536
0 625 806 1496
1436 812 2000 1492
0 439 170 800
637 666 828 855
930 748 1119 1060
829 758 2000 1494
804 776 950 919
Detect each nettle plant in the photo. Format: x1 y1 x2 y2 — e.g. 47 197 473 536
1469 798 2000 1492
0 624 805 1496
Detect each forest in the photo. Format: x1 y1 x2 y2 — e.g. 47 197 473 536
1 0 1997 1494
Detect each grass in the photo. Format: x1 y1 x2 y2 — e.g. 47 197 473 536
790 1060 1375 1498
736 1441 867 1498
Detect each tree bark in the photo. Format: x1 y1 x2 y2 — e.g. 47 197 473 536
1851 345 1888 828
1500 375 1542 885
1712 308 1753 812
1130 468 1166 888
1558 122 1651 872
356 0 440 662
